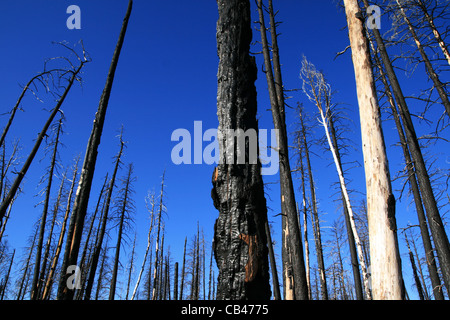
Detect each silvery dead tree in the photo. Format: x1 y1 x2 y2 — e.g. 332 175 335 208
300 56 371 300
343 0 404 299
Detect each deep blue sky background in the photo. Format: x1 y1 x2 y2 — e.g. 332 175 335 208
1 0 449 299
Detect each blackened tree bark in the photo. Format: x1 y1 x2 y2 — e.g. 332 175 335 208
212 0 271 300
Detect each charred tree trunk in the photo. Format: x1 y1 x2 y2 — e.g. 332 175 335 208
212 0 271 300
31 118 63 300
265 219 281 300
41 158 79 300
84 134 125 300
109 163 134 300
256 0 308 300
179 237 187 300
58 0 132 300
343 0 404 299
394 0 450 117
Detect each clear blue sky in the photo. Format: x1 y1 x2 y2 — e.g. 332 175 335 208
1 0 449 299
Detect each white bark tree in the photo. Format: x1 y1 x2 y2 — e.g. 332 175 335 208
342 0 404 300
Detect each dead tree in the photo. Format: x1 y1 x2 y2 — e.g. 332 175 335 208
109 163 135 300
256 0 308 300
41 157 79 300
364 0 450 296
84 132 125 300
300 57 370 299
343 0 404 299
30 118 63 299
0 49 88 224
131 191 156 300
393 0 450 117
212 0 271 300
151 171 166 300
58 0 133 300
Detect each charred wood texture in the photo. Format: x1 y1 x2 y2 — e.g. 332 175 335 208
212 0 271 300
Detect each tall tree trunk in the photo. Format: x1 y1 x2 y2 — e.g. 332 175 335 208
179 236 187 300
415 0 450 65
131 192 156 300
265 219 281 300
212 0 271 300
256 0 308 300
394 0 450 117
364 0 450 296
174 262 179 301
368 33 445 300
151 171 165 300
299 109 328 300
58 1 133 300
405 232 425 300
31 118 63 300
296 109 312 299
0 249 15 300
84 135 125 300
41 158 79 300
343 0 404 299
109 163 133 300
37 168 67 299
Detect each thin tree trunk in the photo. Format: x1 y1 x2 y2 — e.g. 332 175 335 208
415 0 450 65
343 0 404 299
125 234 136 300
152 171 165 300
265 219 281 300
109 163 133 300
369 34 444 300
296 110 312 299
179 237 187 300
212 0 271 300
0 249 15 300
300 111 328 300
0 64 84 223
37 168 67 299
31 118 63 300
131 192 155 300
41 158 79 300
58 1 132 300
84 135 124 300
394 0 450 116
174 262 179 301
405 232 425 300
365 0 450 296
256 0 308 300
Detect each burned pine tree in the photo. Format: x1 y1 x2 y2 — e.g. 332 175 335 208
211 0 271 300
58 0 133 300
